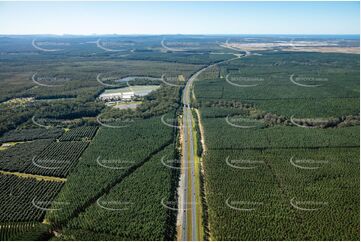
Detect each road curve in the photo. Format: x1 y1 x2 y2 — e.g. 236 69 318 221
179 54 243 241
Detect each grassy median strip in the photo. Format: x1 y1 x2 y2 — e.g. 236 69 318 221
191 111 204 240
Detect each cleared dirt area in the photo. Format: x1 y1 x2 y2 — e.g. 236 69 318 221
224 41 359 54
285 46 359 54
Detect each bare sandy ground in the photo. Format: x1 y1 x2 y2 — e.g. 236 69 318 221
224 42 359 54
284 46 359 54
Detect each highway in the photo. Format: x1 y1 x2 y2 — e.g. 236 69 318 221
180 77 198 241
179 54 243 241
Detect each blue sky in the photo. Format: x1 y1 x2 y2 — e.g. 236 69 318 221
0 1 359 35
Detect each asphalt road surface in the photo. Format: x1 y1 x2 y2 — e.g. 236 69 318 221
179 53 244 241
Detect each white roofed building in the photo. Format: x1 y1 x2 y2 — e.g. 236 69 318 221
99 91 135 101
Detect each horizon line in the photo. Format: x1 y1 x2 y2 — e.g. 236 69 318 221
1 33 360 36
